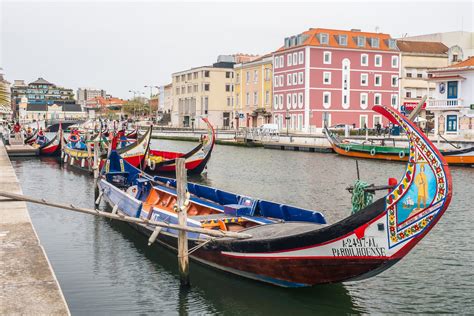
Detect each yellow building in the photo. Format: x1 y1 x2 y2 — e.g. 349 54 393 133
233 55 273 128
171 61 235 129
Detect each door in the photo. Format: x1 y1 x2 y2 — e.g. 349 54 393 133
447 81 458 99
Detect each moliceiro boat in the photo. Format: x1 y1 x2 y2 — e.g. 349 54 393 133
325 128 474 166
98 105 451 287
143 118 216 175
62 127 152 173
32 128 64 156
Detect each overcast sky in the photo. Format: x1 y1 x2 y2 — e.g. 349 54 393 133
1 1 472 99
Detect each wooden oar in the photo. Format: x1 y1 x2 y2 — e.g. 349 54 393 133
0 191 252 240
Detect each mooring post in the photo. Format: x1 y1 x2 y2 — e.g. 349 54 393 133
176 158 190 286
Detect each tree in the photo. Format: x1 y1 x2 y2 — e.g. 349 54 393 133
0 76 10 106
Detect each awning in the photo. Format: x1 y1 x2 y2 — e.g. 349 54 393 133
427 75 466 81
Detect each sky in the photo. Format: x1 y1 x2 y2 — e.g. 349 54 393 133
1 0 473 99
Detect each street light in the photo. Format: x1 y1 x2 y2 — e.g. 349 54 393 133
144 85 159 119
285 109 291 136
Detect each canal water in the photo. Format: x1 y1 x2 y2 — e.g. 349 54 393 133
11 139 474 315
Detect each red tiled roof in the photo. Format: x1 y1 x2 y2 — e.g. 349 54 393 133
449 56 474 68
276 28 398 52
396 40 448 54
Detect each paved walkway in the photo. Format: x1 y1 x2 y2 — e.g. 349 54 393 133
0 141 69 315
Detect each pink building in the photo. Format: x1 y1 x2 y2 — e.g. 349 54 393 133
272 28 401 132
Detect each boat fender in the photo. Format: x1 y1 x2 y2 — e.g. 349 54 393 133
81 158 85 168
70 157 75 166
64 154 68 163
399 151 405 159
61 151 64 159
149 159 156 171
345 146 350 152
370 148 376 156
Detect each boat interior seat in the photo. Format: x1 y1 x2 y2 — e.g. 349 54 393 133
106 171 130 188
141 189 161 218
223 196 258 217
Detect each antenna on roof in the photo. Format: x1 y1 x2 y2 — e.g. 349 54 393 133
375 26 380 33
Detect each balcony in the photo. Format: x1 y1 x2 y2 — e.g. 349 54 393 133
427 99 465 109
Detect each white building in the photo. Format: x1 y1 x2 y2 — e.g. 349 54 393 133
401 31 474 65
427 56 474 138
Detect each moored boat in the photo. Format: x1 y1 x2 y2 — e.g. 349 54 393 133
62 126 152 173
32 128 64 156
98 105 452 287
325 128 474 166
143 118 216 175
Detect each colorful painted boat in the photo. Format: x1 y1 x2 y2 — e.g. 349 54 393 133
24 129 38 145
325 128 474 166
143 118 215 175
98 105 452 287
31 129 64 157
62 127 152 173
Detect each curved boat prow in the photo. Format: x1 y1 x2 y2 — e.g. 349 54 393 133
373 105 452 258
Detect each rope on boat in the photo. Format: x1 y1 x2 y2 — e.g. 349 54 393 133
351 180 373 214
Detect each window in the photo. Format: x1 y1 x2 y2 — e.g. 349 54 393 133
253 92 258 105
265 68 271 81
417 73 423 78
292 73 297 85
298 72 304 84
446 115 458 132
388 39 397 50
204 71 210 78
428 73 433 78
274 76 279 87
357 36 365 47
391 94 398 107
452 54 458 62
339 35 347 46
279 56 284 68
391 56 399 68
279 75 283 86
176 87 180 95
320 33 329 44
293 52 298 65
391 75 398 87
323 92 331 108
298 51 304 64
375 55 382 67
226 71 231 78
265 91 270 104
360 93 368 109
406 90 412 98
204 84 210 91
225 84 232 92
370 38 379 48
323 51 331 64
227 97 231 107
288 54 292 66
246 93 250 106
287 94 291 109
360 115 368 129
176 76 180 82
236 72 240 82
273 95 278 109
374 93 382 105
287 74 292 86
279 95 283 109
181 86 185 94
406 72 412 78
374 74 382 86
193 72 198 79
323 72 331 84
292 93 297 109
194 84 198 92
246 71 250 83
274 56 279 68
187 73 192 80
373 115 382 128
361 54 368 66
298 93 303 108
297 114 303 131
360 73 368 86
254 70 258 82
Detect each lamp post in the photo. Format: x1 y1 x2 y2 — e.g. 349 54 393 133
128 90 139 119
144 85 159 120
285 109 290 136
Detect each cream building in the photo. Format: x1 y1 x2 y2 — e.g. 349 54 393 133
397 40 449 127
233 55 273 128
171 58 236 128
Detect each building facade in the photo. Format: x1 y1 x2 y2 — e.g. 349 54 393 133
396 40 449 127
18 96 85 121
233 55 273 128
171 57 236 128
272 28 400 132
401 31 474 65
11 78 75 115
427 57 474 138
77 88 106 109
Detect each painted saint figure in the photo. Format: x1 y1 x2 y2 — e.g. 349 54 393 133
415 164 428 209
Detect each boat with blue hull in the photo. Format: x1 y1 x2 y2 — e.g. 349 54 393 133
98 105 452 287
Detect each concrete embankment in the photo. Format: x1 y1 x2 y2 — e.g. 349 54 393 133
0 141 69 315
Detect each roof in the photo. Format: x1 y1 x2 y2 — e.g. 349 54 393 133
276 28 398 53
63 104 83 112
427 75 466 80
27 104 48 112
429 56 474 73
29 77 53 86
396 40 448 54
